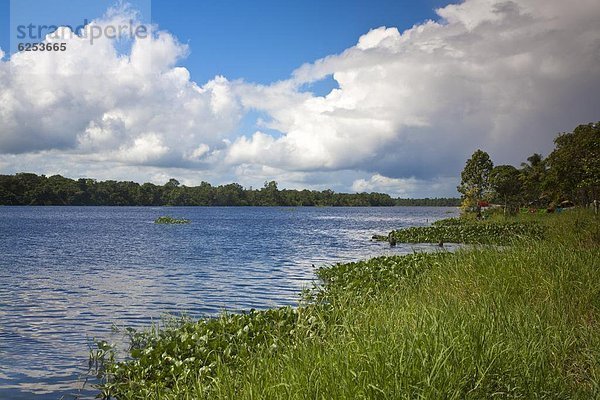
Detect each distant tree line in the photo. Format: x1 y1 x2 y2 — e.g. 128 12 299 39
458 122 599 212
0 174 459 207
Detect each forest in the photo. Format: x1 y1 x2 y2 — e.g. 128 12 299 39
0 174 459 207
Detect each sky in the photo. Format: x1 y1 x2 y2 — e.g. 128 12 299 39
0 0 599 197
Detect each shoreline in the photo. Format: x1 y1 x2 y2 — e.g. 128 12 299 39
91 210 600 399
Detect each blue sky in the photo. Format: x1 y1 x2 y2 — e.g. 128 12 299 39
1 0 447 84
0 0 598 197
149 0 448 85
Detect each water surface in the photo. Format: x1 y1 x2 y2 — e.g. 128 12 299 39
0 206 458 398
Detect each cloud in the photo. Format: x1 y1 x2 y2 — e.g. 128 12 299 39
353 175 419 195
352 174 458 197
1 0 599 197
224 0 600 181
0 5 242 167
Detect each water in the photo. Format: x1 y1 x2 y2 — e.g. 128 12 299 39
0 206 458 399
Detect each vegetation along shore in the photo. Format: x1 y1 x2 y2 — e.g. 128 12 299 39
90 210 599 399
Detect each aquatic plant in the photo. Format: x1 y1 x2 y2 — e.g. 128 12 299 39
315 253 448 299
373 218 545 245
90 307 325 398
154 216 191 224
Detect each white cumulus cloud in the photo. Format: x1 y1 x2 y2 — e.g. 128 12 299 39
1 0 599 197
224 0 600 184
0 4 242 168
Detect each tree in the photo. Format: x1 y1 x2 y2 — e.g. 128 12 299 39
519 153 547 205
163 178 183 205
260 181 280 206
0 172 460 207
490 165 522 214
546 122 600 204
164 178 180 189
457 150 494 211
214 183 246 205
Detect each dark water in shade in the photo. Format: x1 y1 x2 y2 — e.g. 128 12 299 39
0 206 458 399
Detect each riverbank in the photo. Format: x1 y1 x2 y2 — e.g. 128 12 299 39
92 210 600 399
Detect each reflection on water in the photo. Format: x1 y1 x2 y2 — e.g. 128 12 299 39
0 206 458 399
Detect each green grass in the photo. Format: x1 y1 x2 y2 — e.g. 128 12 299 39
92 210 600 399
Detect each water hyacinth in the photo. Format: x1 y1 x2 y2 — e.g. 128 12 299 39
315 253 449 298
91 307 326 398
154 216 191 224
373 218 545 245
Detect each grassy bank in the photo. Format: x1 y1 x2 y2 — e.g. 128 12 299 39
92 211 600 399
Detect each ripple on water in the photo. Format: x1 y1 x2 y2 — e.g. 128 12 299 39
0 206 458 398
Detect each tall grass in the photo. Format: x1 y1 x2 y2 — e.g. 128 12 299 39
93 211 600 399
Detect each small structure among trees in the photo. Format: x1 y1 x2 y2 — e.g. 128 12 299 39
458 122 600 214
490 165 522 215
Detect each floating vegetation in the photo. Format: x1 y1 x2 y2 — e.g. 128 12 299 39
154 216 191 224
373 218 545 245
90 307 323 399
315 253 449 299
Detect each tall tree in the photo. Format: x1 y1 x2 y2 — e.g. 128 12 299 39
519 153 547 204
546 122 600 204
457 150 494 211
260 181 281 206
490 165 522 214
